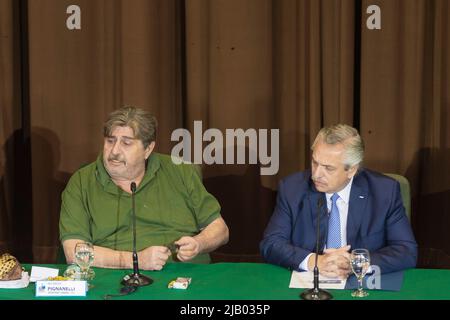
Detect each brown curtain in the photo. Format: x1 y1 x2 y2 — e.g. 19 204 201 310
0 0 448 263
27 0 183 262
0 0 33 261
0 0 17 254
183 0 355 256
360 0 450 254
272 0 355 178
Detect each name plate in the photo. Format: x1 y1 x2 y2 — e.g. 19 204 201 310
35 280 87 297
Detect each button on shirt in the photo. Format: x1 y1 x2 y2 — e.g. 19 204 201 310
299 177 354 271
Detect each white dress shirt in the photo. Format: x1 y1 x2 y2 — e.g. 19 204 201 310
299 177 354 271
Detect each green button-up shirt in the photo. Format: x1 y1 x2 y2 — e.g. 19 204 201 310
59 152 221 263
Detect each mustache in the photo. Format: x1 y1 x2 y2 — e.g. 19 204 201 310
311 177 325 183
108 155 125 162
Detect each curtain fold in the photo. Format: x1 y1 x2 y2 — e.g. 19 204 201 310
183 0 355 255
0 0 18 254
184 0 276 255
273 0 355 181
0 0 33 261
27 0 183 262
360 0 450 253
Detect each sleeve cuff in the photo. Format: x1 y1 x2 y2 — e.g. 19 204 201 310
299 253 314 271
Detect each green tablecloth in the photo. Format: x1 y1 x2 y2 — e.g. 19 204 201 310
1 263 449 300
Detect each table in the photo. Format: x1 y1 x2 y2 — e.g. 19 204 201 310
1 263 449 300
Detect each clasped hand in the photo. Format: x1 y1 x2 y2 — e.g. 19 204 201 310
316 245 352 279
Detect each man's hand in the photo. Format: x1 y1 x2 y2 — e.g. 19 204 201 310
174 236 202 262
309 245 352 279
138 246 171 271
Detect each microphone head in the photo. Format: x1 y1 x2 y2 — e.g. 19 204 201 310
130 182 137 193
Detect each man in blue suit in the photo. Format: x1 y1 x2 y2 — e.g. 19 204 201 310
260 124 417 278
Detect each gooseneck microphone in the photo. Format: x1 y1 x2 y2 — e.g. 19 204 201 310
121 182 153 287
300 196 333 300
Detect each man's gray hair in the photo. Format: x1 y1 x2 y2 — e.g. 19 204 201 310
104 106 157 148
311 124 364 170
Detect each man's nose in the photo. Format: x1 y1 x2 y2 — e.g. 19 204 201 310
313 165 324 179
111 141 121 155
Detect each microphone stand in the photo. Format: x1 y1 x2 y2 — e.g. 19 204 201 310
300 197 333 300
121 182 153 287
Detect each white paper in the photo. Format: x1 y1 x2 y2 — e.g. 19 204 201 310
289 271 347 290
0 271 30 289
30 266 59 282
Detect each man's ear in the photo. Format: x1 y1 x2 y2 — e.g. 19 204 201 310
145 141 156 160
347 165 358 179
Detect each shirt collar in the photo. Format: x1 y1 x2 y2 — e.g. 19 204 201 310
325 176 354 204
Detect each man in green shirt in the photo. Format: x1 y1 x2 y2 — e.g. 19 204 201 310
59 106 229 270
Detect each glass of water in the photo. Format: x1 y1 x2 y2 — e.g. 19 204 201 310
74 242 95 281
350 248 371 297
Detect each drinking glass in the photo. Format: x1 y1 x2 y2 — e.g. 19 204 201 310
350 248 370 297
74 242 94 281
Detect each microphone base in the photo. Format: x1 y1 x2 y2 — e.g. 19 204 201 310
300 288 333 300
121 273 153 287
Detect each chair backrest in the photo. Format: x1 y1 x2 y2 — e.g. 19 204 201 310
383 173 411 222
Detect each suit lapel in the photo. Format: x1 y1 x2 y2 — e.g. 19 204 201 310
346 172 369 246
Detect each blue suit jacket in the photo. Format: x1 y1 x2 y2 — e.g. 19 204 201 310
260 169 418 273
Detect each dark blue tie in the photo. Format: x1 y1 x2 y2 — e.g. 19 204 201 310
327 193 341 249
